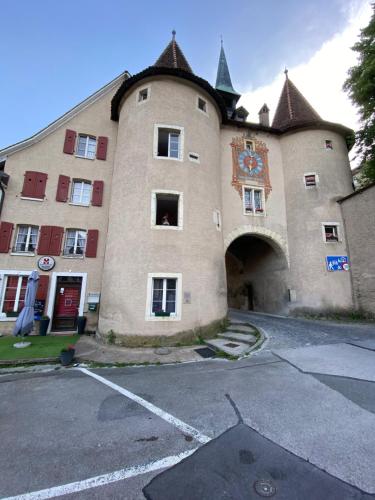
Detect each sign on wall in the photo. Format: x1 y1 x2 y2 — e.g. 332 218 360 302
326 256 350 272
38 256 55 271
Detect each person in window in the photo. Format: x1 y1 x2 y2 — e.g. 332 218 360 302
162 213 170 225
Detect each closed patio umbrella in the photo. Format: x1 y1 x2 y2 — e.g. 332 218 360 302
13 270 39 337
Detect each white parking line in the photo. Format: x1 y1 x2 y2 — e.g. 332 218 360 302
78 367 211 444
3 449 197 500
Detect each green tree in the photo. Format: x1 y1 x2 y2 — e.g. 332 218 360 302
344 4 375 185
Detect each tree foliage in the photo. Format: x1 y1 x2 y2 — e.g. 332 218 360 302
344 4 375 185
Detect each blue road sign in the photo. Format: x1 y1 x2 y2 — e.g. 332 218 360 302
326 256 349 272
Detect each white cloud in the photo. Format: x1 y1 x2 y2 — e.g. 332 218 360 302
239 1 372 140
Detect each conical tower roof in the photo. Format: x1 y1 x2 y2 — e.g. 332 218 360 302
215 43 240 96
154 31 193 73
272 70 321 129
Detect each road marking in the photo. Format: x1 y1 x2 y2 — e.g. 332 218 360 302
78 367 211 444
3 449 197 500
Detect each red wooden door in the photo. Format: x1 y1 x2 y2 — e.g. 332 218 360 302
52 282 81 331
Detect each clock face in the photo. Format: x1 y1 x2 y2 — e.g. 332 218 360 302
238 150 264 176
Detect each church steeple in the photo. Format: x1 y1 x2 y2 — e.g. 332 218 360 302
272 70 322 129
154 31 193 73
215 40 240 118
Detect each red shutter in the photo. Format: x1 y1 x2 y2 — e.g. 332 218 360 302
36 275 49 301
63 129 76 155
0 222 13 253
37 226 52 255
92 180 104 206
56 175 70 202
86 229 98 257
96 136 108 160
49 227 64 256
22 171 37 197
34 172 48 199
22 171 47 199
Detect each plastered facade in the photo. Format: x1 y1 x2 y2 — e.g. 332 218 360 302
0 62 358 339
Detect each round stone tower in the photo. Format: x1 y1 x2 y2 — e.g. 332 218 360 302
273 73 354 313
98 35 228 340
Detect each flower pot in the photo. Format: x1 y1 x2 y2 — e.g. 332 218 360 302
77 316 87 334
39 317 50 336
60 350 75 366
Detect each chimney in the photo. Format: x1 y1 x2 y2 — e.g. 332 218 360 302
258 103 270 127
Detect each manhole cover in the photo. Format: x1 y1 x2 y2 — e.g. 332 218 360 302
195 347 216 358
253 479 276 497
224 342 239 348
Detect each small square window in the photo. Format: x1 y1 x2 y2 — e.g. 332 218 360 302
198 97 207 112
243 187 264 215
157 128 181 159
13 225 38 253
304 173 317 187
138 88 149 102
63 229 87 256
324 225 339 242
76 135 96 159
245 140 254 151
325 140 333 150
71 180 92 206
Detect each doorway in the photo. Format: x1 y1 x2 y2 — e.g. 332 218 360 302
52 276 82 331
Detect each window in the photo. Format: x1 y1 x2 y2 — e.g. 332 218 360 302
76 135 96 159
146 272 182 320
245 140 254 151
71 180 92 206
304 173 318 188
197 97 207 113
323 224 339 242
138 88 149 102
13 225 38 253
152 278 177 316
1 275 28 316
63 229 87 256
21 171 47 200
152 191 183 229
325 140 333 150
243 186 264 215
154 125 184 160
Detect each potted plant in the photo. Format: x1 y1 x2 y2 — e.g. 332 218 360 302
39 315 50 336
60 344 75 366
77 315 87 334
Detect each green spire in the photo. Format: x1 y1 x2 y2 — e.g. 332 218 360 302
215 41 240 96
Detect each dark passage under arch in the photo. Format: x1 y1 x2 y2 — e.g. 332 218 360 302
225 234 289 314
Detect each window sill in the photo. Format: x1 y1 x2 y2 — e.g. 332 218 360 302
324 240 340 244
146 315 180 322
243 211 266 217
196 107 209 117
20 197 44 202
153 155 183 162
10 252 35 257
0 316 17 322
74 155 95 161
68 202 90 207
62 255 85 259
152 225 183 231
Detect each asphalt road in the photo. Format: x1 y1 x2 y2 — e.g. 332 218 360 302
1 312 375 499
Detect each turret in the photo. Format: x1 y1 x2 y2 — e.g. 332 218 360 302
215 41 241 118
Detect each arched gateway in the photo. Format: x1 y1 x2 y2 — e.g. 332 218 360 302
225 226 290 314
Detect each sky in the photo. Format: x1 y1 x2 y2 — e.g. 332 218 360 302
0 0 372 153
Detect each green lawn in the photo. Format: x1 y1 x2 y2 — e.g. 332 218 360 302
0 335 79 360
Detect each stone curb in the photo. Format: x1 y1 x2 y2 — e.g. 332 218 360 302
0 357 59 367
